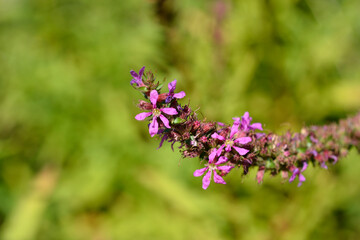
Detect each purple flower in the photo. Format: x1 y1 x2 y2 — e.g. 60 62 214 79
240 112 263 131
130 66 145 87
289 162 308 187
135 90 178 137
193 149 233 190
211 118 252 157
165 79 186 103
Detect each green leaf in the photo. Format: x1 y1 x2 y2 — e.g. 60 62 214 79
173 117 185 124
156 83 163 91
297 147 307 153
265 159 276 169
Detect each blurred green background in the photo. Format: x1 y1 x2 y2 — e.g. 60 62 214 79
0 0 360 239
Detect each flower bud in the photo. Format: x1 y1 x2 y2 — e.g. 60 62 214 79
256 166 265 184
138 100 153 110
201 123 214 132
199 136 208 143
183 150 199 158
192 121 201 130
182 132 190 140
158 93 168 102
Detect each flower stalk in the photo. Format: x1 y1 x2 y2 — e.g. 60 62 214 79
131 67 360 189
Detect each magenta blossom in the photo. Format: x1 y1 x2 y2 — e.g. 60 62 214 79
240 112 263 131
193 149 233 189
212 119 252 156
165 79 186 103
130 66 145 87
135 90 178 137
289 162 308 187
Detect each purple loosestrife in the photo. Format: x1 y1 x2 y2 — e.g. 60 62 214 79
240 112 263 131
289 162 308 187
135 90 178 137
130 66 146 87
194 149 233 189
131 67 360 190
165 80 186 103
211 118 252 156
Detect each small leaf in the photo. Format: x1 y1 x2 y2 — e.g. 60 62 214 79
297 147 307 153
156 83 163 91
265 159 276 169
306 137 312 148
173 117 185 124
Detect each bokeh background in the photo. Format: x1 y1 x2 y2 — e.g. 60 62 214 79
1 0 360 239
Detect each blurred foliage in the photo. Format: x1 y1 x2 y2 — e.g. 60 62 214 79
0 0 360 239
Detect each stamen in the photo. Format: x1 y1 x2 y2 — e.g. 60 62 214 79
152 108 161 117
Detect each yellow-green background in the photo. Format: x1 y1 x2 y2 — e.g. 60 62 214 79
0 0 360 239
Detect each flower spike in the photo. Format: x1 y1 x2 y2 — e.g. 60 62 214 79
131 67 360 190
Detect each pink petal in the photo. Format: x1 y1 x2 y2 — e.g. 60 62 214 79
217 165 233 173
230 123 239 138
160 107 178 115
202 170 212 190
225 144 232 152
213 171 226 184
298 174 306 182
150 90 158 107
216 144 225 156
173 91 186 99
233 146 249 155
218 122 225 126
234 137 252 144
209 149 217 163
321 162 328 169
250 123 263 130
211 133 225 141
301 162 308 172
232 117 241 124
194 167 208 177
159 115 171 128
242 112 250 120
168 79 177 92
289 171 297 182
149 117 159 137
330 155 338 164
135 111 152 121
216 156 228 165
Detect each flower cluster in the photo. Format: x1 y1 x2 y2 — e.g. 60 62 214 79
131 66 360 190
